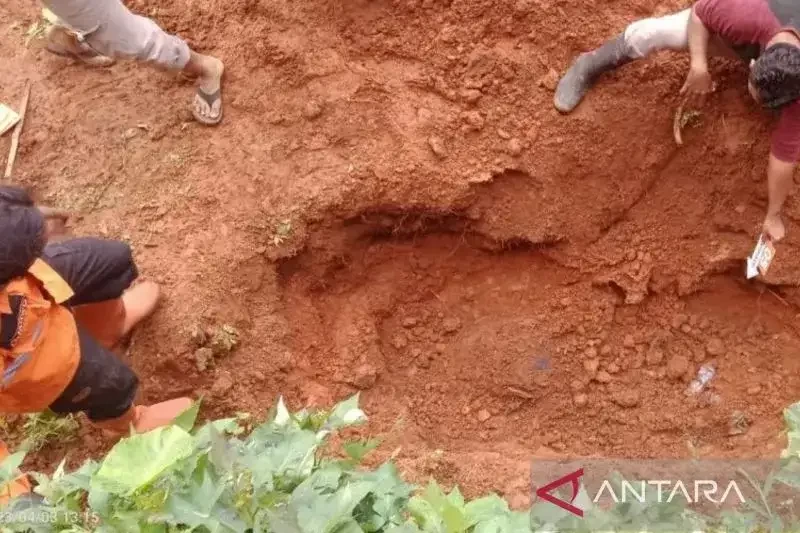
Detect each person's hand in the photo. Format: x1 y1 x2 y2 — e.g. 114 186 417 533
763 213 786 242
39 205 70 242
680 66 715 105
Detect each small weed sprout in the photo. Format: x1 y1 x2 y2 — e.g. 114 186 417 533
20 411 79 452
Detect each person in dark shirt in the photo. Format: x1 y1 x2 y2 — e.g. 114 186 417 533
554 0 800 242
0 186 191 436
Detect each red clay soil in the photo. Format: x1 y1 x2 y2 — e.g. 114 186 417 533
2 0 800 509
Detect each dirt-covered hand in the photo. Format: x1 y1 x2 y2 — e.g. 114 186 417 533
763 213 786 242
39 205 70 241
45 217 68 241
680 67 715 105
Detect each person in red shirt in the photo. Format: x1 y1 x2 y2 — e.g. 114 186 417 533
554 0 800 242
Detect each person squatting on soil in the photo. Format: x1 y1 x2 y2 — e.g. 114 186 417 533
40 0 224 125
0 186 193 493
554 0 800 242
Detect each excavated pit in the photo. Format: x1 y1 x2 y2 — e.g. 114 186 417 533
8 0 800 505
276 208 800 500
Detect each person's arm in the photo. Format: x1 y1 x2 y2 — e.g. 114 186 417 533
763 153 796 241
764 105 800 241
687 7 711 73
681 7 715 97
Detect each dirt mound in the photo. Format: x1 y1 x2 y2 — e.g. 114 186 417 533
1 0 800 506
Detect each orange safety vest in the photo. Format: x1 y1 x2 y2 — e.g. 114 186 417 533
0 259 80 414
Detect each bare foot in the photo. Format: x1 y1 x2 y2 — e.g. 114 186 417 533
192 55 224 125
121 281 161 337
134 398 193 433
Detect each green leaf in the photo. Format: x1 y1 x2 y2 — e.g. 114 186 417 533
785 402 800 433
447 487 465 509
407 495 445 533
343 438 381 464
408 481 471 532
427 483 469 532
387 524 423 533
33 458 98 506
0 450 25 485
208 423 236 474
323 395 367 433
172 399 202 432
718 509 760 533
164 458 226 528
775 459 800 489
194 418 241 450
241 429 318 491
352 463 413 530
273 396 294 427
92 426 194 495
264 466 375 533
464 494 510 525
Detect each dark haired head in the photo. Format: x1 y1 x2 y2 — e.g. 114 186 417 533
0 186 44 285
750 43 800 109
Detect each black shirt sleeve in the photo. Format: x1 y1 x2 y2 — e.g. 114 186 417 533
41 238 138 306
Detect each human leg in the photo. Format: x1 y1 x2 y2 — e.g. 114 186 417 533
554 9 691 113
43 0 224 124
49 327 191 437
71 281 160 351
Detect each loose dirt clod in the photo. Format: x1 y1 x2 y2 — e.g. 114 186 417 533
353 364 379 390
188 324 208 349
667 355 690 381
209 325 240 357
442 317 462 333
194 347 214 372
595 371 612 384
706 338 725 357
211 374 234 396
303 100 324 120
612 390 640 408
428 136 447 159
646 346 664 366
538 68 559 91
462 111 485 131
461 89 483 105
728 411 750 435
623 335 635 348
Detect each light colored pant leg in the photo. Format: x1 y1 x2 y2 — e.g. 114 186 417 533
43 0 191 70
623 9 691 59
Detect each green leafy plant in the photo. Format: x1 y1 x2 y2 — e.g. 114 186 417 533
18 411 79 453
3 398 800 532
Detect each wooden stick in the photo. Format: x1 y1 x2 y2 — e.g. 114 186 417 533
4 81 32 179
673 101 685 146
767 287 790 307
